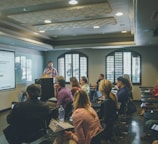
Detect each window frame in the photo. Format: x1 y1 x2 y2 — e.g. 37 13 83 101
57 51 88 83
106 49 142 85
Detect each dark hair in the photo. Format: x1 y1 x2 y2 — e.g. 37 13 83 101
70 77 80 87
117 76 127 85
100 73 104 78
56 76 65 87
48 60 53 64
81 76 88 83
26 84 41 99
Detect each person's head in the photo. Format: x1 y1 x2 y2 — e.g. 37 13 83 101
47 60 53 68
70 77 80 87
80 76 88 85
26 84 41 100
117 76 127 88
99 79 112 96
73 90 91 110
99 73 104 80
56 76 65 87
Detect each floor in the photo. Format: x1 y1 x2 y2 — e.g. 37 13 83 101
0 102 156 144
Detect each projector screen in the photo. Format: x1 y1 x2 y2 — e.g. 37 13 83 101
0 50 15 90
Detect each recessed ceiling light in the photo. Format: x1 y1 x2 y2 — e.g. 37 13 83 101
93 25 100 29
39 30 45 33
44 20 52 23
115 12 123 16
121 30 127 33
69 0 78 5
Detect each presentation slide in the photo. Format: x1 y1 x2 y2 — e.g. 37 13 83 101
0 51 15 90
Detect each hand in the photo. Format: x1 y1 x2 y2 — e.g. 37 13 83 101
64 131 73 139
54 83 59 89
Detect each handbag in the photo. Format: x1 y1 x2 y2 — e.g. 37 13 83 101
126 100 137 114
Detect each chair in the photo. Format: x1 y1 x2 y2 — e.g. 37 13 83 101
90 128 104 144
65 101 73 120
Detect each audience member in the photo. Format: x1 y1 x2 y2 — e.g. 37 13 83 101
90 73 104 98
70 77 81 96
116 76 129 114
151 79 158 96
80 76 90 94
53 90 102 144
123 74 133 100
43 60 58 78
99 79 118 141
4 84 50 144
54 76 73 108
141 119 158 140
96 73 104 91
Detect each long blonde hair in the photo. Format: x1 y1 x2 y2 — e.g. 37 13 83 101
73 90 96 118
99 79 112 97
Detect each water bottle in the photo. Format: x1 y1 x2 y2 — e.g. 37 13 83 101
58 105 65 122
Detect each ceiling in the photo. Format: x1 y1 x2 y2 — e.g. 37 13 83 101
0 0 157 51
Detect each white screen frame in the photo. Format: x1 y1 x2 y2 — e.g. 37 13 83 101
0 50 15 90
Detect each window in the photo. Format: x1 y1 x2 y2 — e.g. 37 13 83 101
58 51 88 82
15 56 32 83
106 50 141 84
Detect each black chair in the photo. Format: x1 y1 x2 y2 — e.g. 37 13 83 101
90 128 104 144
65 101 73 120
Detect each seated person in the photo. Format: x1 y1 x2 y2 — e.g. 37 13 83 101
4 84 50 144
90 73 104 98
70 77 81 96
80 76 90 94
96 73 104 91
141 119 158 140
54 76 73 108
116 76 129 114
139 86 158 116
53 90 102 144
99 79 118 141
123 74 133 101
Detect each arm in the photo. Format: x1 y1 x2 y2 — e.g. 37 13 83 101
73 111 86 144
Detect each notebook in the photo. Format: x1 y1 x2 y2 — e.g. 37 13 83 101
49 119 74 133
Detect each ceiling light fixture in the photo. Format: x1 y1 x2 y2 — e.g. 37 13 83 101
121 30 127 33
115 12 123 16
69 0 78 5
93 25 100 29
44 20 52 24
39 30 45 33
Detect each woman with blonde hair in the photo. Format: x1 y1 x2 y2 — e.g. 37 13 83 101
99 79 118 142
53 90 102 144
99 79 118 109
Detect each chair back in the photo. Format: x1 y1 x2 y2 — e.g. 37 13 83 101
90 128 104 144
65 101 73 120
